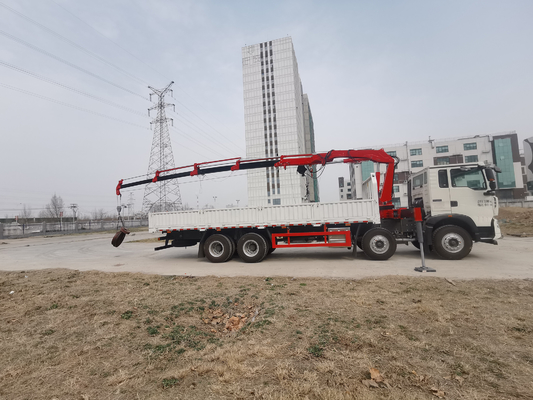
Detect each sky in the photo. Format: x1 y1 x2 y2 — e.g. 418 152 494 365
1 0 532 219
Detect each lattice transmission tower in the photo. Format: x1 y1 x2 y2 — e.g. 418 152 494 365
141 81 182 214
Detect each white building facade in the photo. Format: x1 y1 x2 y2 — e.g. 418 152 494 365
242 37 318 206
337 177 352 201
349 131 527 208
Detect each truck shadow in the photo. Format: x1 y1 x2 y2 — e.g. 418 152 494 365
260 247 445 262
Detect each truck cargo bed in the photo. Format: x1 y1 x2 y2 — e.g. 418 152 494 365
149 174 380 232
149 199 380 232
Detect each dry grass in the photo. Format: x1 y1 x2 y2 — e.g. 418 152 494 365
498 207 533 237
1 270 533 399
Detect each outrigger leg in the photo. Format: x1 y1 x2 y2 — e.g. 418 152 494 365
414 220 435 273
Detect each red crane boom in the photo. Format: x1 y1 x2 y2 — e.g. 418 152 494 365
116 149 396 207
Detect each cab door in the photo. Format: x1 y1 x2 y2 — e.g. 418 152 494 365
429 169 452 215
448 167 494 227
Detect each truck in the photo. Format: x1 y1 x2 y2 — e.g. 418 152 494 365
115 149 501 263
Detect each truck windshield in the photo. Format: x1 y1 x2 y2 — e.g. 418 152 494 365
450 168 487 190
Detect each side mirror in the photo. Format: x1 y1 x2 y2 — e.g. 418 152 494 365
484 168 498 192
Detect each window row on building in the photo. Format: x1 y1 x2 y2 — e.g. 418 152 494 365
406 142 479 156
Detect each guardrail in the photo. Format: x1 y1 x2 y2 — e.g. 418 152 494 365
0 219 148 239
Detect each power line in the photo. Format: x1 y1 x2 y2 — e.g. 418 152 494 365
167 84 245 149
169 126 230 159
48 0 171 83
168 137 213 160
0 60 148 117
0 1 148 86
0 83 150 130
44 1 244 154
0 29 149 101
172 101 244 151
173 112 241 156
0 30 240 155
1 2 250 194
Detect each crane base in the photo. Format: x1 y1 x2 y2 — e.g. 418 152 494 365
414 266 436 273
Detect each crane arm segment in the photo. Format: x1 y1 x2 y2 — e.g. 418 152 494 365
274 149 395 206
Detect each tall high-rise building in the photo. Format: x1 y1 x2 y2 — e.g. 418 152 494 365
242 37 318 206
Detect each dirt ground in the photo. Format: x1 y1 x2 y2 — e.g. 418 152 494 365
1 269 532 400
497 207 533 237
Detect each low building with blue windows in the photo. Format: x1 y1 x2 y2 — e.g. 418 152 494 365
349 131 528 208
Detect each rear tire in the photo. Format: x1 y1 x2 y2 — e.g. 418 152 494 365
237 233 268 263
227 236 236 259
204 234 233 263
362 228 397 260
432 225 472 260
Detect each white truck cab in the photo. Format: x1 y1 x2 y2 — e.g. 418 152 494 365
409 163 502 259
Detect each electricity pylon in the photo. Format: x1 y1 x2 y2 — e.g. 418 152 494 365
141 81 182 214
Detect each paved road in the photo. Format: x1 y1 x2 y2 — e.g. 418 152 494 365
1 231 532 279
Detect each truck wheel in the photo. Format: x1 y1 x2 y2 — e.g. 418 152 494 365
237 233 268 263
432 225 472 260
362 228 396 260
204 234 233 263
227 235 236 259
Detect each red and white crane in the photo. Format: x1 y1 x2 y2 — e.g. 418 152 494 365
114 148 501 269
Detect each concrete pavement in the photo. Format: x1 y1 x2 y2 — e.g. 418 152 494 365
1 231 532 280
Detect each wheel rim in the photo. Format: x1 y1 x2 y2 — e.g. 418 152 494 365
243 240 259 257
208 241 224 257
441 233 464 253
369 235 389 254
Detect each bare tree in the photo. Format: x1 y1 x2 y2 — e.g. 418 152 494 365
20 204 32 224
91 208 108 220
77 212 90 221
43 194 65 221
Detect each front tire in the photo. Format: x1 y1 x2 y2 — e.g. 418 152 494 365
204 234 233 263
432 225 472 260
362 228 397 260
237 233 268 263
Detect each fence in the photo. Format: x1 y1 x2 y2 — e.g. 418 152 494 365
499 200 533 208
0 219 148 239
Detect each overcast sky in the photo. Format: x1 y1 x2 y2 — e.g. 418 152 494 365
1 0 532 219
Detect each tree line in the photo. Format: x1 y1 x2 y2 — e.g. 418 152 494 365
16 194 112 223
